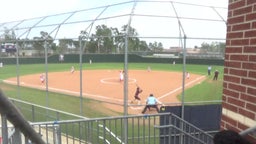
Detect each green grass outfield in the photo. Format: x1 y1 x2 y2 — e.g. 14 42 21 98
0 63 223 117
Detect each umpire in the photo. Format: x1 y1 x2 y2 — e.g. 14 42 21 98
142 93 160 114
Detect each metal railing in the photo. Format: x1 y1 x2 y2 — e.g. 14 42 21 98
0 93 215 144
155 113 213 144
240 125 256 140
1 112 214 144
3 97 256 144
0 89 45 144
3 113 254 144
9 98 88 122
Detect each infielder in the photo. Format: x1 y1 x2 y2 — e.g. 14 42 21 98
40 73 45 84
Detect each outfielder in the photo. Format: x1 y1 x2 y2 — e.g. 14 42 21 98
119 70 124 82
70 66 75 74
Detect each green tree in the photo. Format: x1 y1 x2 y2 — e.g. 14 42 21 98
86 36 97 53
111 27 122 53
218 42 226 54
200 41 225 54
2 27 16 41
58 38 74 54
78 24 166 54
200 42 211 53
149 41 163 52
95 25 114 53
33 31 54 56
138 40 148 51
16 38 31 50
120 25 139 52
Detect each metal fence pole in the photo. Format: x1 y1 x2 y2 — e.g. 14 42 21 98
79 36 84 116
12 128 22 143
44 40 49 120
1 115 8 144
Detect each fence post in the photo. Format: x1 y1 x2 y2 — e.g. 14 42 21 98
12 128 22 143
1 115 8 144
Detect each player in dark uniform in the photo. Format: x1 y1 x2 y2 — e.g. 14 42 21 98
213 70 219 80
131 86 143 105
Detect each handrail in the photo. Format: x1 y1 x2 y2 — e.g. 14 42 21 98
240 125 256 136
30 112 171 125
154 113 213 144
155 124 210 144
9 98 88 120
0 89 46 144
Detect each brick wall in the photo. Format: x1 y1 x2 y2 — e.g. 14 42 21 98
222 0 256 142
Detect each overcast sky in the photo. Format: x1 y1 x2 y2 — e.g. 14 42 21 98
0 0 228 48
1 0 228 21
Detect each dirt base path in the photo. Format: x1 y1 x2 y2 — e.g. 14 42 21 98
4 70 206 114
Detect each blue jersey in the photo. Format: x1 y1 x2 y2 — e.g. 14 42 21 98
147 96 157 105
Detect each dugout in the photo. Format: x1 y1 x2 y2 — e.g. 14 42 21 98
159 104 222 144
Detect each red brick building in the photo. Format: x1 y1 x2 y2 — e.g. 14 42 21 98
222 0 256 142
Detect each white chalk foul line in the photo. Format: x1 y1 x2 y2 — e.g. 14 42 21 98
132 76 206 110
3 75 205 111
4 79 143 110
100 77 137 85
130 106 143 110
43 87 125 103
157 75 206 100
3 80 124 103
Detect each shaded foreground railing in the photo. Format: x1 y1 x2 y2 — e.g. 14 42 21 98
2 98 254 144
1 113 214 144
0 89 45 144
157 113 214 144
0 89 214 144
240 125 256 142
9 98 88 122
240 125 256 136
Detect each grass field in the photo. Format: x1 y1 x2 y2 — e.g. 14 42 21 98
0 63 223 117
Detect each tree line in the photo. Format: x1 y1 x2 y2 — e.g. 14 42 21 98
1 25 164 55
1 25 225 56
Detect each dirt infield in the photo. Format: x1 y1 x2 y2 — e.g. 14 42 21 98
4 70 205 114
